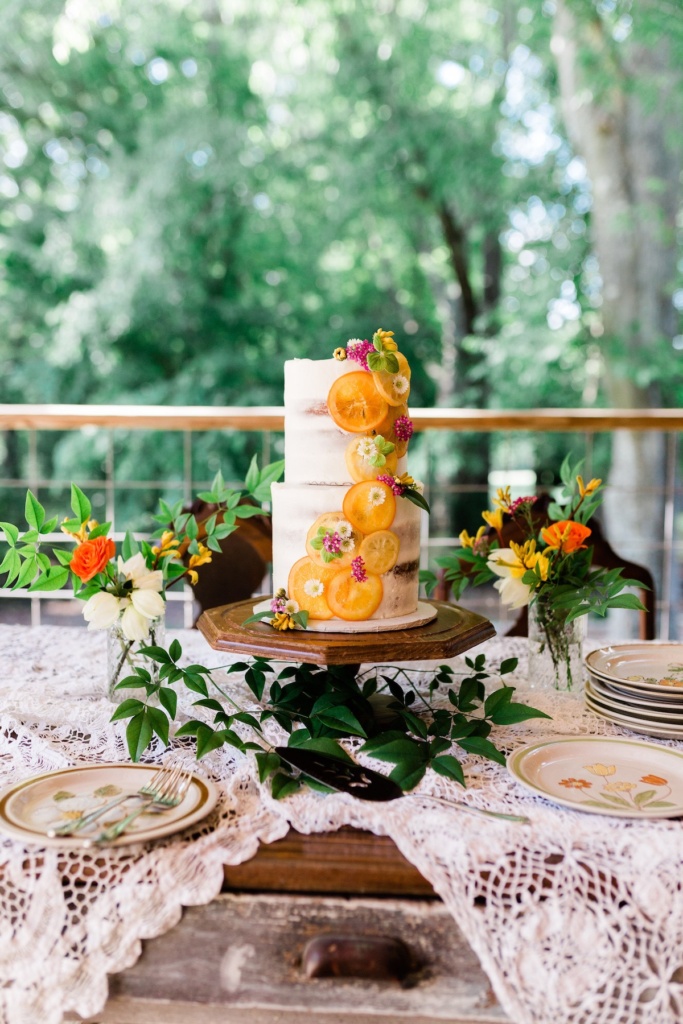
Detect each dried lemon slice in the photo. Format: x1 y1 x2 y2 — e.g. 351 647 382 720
326 570 383 621
371 352 411 407
305 512 361 568
288 557 342 620
358 530 400 575
344 437 398 483
327 371 389 433
342 481 396 533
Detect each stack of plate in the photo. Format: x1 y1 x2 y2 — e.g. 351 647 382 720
584 643 683 738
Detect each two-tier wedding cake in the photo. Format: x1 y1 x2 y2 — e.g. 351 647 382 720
270 331 428 629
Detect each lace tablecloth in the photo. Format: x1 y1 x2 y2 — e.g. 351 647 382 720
1 624 682 1024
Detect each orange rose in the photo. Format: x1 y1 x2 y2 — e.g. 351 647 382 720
541 519 592 554
70 536 116 582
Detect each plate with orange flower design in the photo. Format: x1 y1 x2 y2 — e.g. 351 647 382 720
507 736 683 817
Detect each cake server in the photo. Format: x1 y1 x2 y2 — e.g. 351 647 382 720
274 746 528 822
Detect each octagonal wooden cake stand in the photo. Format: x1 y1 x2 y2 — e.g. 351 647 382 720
198 598 495 666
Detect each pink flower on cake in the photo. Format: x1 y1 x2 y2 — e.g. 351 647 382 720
351 556 368 583
376 473 405 496
345 339 374 371
322 531 342 554
394 415 414 442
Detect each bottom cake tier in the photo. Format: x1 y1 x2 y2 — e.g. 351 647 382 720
270 481 422 622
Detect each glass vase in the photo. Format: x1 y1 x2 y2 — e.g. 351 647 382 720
106 616 165 703
527 596 586 693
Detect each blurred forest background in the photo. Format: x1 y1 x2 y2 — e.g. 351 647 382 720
0 0 681 624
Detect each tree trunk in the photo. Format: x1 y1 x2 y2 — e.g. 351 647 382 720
552 1 681 635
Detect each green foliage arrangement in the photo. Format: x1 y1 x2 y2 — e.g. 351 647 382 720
110 646 550 794
0 457 283 641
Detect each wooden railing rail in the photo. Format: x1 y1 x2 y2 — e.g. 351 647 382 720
0 405 682 432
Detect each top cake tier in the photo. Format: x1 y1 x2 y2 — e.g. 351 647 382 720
283 357 407 486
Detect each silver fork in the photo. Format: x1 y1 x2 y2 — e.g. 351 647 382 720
86 763 193 845
48 761 190 839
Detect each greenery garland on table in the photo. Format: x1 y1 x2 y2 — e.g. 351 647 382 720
110 646 550 796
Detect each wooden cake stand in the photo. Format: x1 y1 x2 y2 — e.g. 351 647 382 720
198 598 495 665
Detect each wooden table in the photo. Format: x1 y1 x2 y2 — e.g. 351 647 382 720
74 828 509 1024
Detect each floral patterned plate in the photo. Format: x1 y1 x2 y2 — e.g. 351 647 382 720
584 693 683 739
507 736 683 817
585 678 683 721
585 644 683 695
0 763 220 848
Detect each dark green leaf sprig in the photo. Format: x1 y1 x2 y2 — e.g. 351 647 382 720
111 647 550 799
150 456 284 558
366 331 399 374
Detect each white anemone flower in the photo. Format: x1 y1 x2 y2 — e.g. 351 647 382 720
487 549 533 609
83 591 121 631
130 587 166 621
120 601 155 641
117 552 164 592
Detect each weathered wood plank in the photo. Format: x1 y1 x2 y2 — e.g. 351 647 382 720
70 893 509 1024
2 403 682 433
222 827 435 897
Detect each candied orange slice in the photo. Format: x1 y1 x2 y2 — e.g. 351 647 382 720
371 352 411 408
327 570 383 621
358 530 400 575
342 481 396 533
372 402 410 457
305 512 361 568
327 371 389 433
288 557 342 620
344 437 398 483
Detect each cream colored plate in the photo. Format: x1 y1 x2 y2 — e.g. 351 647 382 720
585 644 683 694
585 694 683 739
586 678 683 721
590 672 683 705
0 763 220 848
252 599 437 633
508 736 683 817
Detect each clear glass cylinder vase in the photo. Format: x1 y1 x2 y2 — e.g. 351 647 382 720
106 616 165 703
528 596 586 693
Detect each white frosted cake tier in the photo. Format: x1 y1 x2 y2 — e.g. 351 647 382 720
271 480 422 620
283 357 407 486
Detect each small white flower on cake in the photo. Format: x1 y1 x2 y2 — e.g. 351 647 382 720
283 599 300 614
393 374 409 396
356 438 377 462
303 579 324 598
335 520 354 539
339 537 356 553
368 486 387 507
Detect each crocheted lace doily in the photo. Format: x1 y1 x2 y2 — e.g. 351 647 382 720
0 624 682 1024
